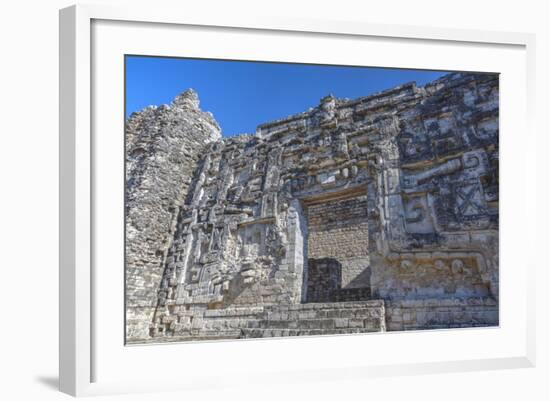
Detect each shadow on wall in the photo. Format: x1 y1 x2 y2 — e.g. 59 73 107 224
306 258 342 302
306 258 372 303
346 268 372 289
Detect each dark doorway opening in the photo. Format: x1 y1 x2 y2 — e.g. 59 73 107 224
302 190 371 303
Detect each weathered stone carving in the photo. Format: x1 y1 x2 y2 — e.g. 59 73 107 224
125 72 499 343
125 89 221 339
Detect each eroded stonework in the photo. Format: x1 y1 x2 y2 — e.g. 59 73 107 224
125 73 499 343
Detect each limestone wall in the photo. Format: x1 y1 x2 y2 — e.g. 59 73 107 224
125 90 221 340
305 195 370 302
386 298 498 331
125 72 499 342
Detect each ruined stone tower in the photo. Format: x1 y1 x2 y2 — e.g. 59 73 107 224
126 72 499 343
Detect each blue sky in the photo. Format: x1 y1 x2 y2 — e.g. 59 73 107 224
125 56 450 136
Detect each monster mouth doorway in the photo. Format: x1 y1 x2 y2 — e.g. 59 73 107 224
300 186 371 303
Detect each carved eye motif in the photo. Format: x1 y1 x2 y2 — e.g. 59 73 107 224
400 260 414 269
451 259 465 274
434 259 447 271
405 202 424 223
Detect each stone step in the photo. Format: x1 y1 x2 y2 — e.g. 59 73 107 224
253 316 383 330
203 306 264 318
264 307 383 321
145 329 242 342
265 300 384 311
307 287 372 303
242 327 382 338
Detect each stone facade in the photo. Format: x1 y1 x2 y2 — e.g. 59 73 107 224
125 72 499 343
125 90 221 339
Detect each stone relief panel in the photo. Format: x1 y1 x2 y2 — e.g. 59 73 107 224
371 252 491 300
403 194 435 234
125 72 499 342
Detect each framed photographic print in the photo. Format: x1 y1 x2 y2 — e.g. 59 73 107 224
59 3 536 397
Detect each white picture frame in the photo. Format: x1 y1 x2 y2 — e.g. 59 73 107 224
59 3 536 397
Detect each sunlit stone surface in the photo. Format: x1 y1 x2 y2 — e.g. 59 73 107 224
125 73 499 343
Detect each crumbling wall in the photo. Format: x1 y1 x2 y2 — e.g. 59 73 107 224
125 89 221 340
